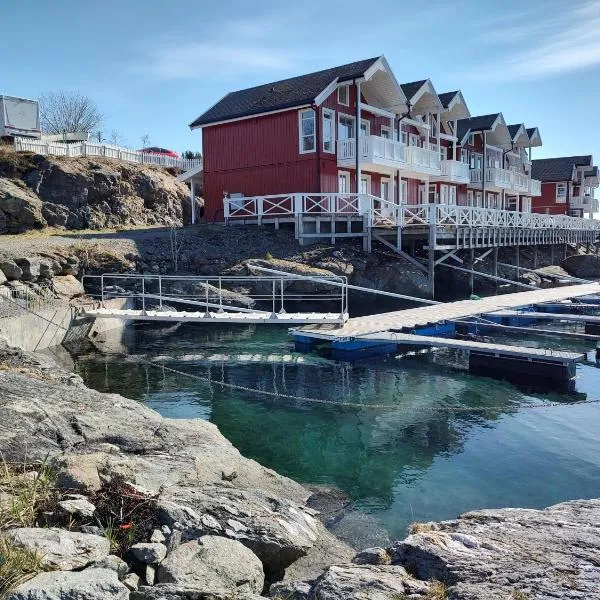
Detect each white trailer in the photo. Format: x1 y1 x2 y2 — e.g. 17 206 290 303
0 95 41 139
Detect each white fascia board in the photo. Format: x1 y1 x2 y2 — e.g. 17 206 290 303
365 56 407 104
194 105 312 129
360 102 394 118
448 91 470 118
189 91 231 130
411 79 444 111
315 78 340 106
402 117 430 130
440 133 457 141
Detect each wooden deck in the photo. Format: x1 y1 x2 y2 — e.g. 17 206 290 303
297 283 600 338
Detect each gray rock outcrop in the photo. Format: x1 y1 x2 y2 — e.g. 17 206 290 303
130 542 167 564
7 528 110 570
157 536 264 594
0 178 46 233
8 568 129 600
562 253 600 278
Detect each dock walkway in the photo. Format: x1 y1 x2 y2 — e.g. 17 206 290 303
297 283 600 339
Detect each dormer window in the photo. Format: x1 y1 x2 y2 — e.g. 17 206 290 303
338 85 349 106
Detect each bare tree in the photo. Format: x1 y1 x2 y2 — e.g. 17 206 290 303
39 91 103 135
141 134 151 147
169 226 185 273
107 130 125 146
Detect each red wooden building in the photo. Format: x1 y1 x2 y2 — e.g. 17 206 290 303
531 156 598 217
190 56 548 223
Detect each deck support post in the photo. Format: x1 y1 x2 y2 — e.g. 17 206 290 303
469 249 475 295
533 245 538 269
428 204 437 298
515 244 520 272
551 244 555 265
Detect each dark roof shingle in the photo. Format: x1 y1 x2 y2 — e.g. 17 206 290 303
190 57 381 127
507 124 525 139
531 156 593 182
400 80 427 100
457 114 500 143
438 91 459 108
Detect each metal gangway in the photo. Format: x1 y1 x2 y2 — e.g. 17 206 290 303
80 271 350 325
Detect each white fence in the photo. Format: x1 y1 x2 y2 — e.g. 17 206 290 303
223 193 600 232
13 137 202 171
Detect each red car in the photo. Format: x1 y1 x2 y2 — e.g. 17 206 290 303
139 146 180 159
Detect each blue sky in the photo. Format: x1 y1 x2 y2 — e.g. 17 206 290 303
3 0 600 160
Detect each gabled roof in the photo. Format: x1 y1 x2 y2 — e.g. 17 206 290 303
457 114 501 145
531 155 593 182
585 166 598 178
400 80 428 101
438 91 460 109
507 124 525 140
190 57 381 128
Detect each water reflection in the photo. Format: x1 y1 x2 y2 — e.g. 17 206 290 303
71 322 600 540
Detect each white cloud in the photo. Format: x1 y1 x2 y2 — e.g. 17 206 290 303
464 0 600 81
136 16 300 80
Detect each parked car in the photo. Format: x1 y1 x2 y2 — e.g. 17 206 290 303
138 146 180 158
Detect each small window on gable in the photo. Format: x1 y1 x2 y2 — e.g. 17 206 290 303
337 85 349 106
299 109 316 153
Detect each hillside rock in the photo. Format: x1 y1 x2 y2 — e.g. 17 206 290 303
389 499 600 599
562 254 600 278
0 178 46 233
157 536 264 594
0 260 23 280
8 568 128 600
0 152 194 232
52 274 85 298
7 528 110 570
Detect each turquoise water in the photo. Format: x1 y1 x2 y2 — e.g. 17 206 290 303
71 323 600 545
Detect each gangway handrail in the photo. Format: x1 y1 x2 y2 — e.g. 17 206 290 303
246 264 441 305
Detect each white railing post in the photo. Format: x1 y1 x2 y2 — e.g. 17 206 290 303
257 197 264 225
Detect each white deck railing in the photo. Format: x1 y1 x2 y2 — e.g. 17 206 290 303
440 160 470 180
13 137 201 171
530 179 542 196
405 146 441 171
223 194 600 231
470 167 540 195
338 135 406 164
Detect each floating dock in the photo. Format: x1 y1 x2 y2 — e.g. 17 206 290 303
293 282 600 388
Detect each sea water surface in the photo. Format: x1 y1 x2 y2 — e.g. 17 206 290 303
70 322 600 546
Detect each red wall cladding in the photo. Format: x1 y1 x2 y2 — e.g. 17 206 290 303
531 182 568 215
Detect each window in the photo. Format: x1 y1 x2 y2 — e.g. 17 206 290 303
338 114 355 140
360 120 370 136
440 184 457 205
428 184 437 203
430 114 437 138
467 190 474 206
337 85 349 106
556 183 567 202
322 109 335 153
380 178 391 201
409 133 419 147
401 130 408 145
475 191 483 207
360 175 370 194
461 149 468 163
338 171 350 193
299 109 316 153
399 180 407 204
470 153 482 170
521 197 532 212
380 126 391 139
440 147 447 162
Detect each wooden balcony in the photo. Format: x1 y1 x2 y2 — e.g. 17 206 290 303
432 159 470 184
571 195 598 213
469 168 540 195
337 136 441 176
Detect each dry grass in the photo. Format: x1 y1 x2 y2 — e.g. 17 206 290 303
427 580 448 600
0 535 47 599
409 521 436 534
511 591 531 600
0 365 55 383
0 458 55 529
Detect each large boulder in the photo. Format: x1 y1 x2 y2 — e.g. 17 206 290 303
157 536 264 595
7 528 110 570
0 178 46 233
562 254 600 278
8 568 128 600
132 585 263 599
389 499 600 599
272 564 430 599
0 260 23 281
52 275 85 298
14 258 42 281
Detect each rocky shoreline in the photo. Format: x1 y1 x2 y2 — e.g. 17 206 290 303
1 341 599 599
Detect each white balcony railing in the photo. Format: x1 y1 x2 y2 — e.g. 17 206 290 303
223 194 600 231
530 179 542 196
440 159 470 180
405 146 441 171
337 135 406 165
513 172 529 192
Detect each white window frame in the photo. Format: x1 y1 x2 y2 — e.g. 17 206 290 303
556 182 567 202
409 133 419 147
467 190 474 206
360 119 370 136
439 146 446 162
380 125 391 139
428 183 437 203
359 174 371 195
322 108 335 154
337 85 349 106
338 170 351 194
461 149 468 163
401 130 408 145
418 183 426 204
380 176 392 202
399 179 407 204
298 109 316 154
338 112 356 141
